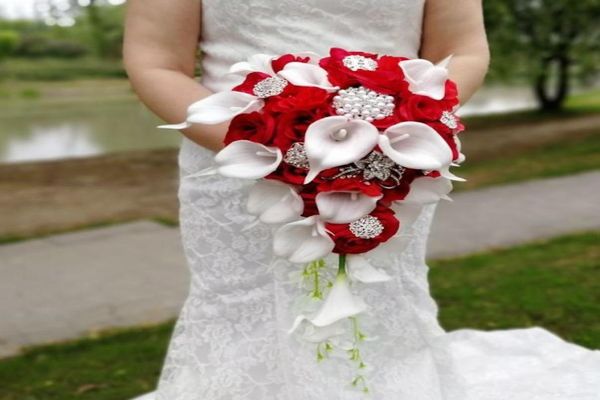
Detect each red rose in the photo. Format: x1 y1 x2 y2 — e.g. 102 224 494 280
379 168 420 204
271 54 311 73
224 112 276 146
298 185 319 217
265 163 309 186
320 49 409 96
326 205 400 254
232 72 271 95
316 176 382 198
319 48 379 88
265 85 331 113
398 95 445 122
272 107 328 151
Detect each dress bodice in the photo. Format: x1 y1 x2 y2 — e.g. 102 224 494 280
199 0 426 92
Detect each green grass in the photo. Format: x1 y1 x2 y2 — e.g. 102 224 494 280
0 324 173 400
0 232 598 399
457 130 600 190
430 232 600 349
0 58 126 81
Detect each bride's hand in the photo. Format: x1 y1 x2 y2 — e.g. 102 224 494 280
123 0 227 152
420 0 490 105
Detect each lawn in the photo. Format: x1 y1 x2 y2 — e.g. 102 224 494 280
456 129 600 190
0 231 598 400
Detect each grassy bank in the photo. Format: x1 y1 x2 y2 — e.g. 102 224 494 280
457 129 600 190
0 58 126 81
0 231 598 399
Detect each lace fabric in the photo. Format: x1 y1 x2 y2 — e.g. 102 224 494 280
137 1 600 399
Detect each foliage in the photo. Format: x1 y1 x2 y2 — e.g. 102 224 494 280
14 35 88 58
484 0 600 110
0 57 125 80
0 30 19 60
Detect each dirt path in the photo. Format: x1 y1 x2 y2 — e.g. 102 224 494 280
1 113 598 239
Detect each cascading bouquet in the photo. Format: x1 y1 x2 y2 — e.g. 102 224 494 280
162 48 465 392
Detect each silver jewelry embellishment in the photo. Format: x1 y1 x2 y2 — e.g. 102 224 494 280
349 215 384 239
283 142 310 169
328 151 406 189
342 55 378 72
333 86 395 122
440 111 459 130
253 76 288 98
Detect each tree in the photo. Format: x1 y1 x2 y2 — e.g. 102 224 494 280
0 30 19 61
484 0 600 111
33 0 124 58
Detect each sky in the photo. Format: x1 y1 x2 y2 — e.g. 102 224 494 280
0 0 126 20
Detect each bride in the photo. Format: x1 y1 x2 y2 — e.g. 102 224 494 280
123 0 600 399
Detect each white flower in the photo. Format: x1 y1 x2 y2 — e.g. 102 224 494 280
214 140 282 179
247 180 304 224
277 62 338 92
378 121 453 171
159 91 264 129
273 216 335 263
304 116 380 184
228 53 277 76
403 175 453 204
399 56 452 100
289 273 367 333
315 191 381 224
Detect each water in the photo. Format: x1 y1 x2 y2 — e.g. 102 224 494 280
0 86 537 164
0 99 181 163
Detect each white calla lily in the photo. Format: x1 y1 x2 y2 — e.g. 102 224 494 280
277 62 338 92
316 191 381 224
347 255 391 283
379 121 453 171
440 166 466 182
289 273 367 333
159 92 264 129
403 176 453 204
301 321 346 343
273 216 335 263
304 116 380 183
214 140 282 179
454 135 466 165
247 180 304 224
399 57 451 100
228 54 276 76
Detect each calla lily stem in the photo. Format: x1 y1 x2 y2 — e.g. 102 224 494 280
338 253 347 276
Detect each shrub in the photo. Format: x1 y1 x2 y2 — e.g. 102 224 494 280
0 30 19 60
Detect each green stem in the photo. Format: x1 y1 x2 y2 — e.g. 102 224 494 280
338 253 347 276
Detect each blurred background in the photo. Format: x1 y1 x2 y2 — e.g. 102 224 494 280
0 1 598 399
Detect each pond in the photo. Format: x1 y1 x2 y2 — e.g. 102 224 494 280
0 86 537 164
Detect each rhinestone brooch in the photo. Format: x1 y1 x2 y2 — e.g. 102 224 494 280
283 142 310 169
342 55 378 72
333 86 395 122
440 111 459 130
328 151 406 189
349 215 384 239
253 76 288 98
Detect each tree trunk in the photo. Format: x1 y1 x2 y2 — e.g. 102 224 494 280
534 56 570 112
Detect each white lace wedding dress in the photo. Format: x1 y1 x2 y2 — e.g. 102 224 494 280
136 1 600 399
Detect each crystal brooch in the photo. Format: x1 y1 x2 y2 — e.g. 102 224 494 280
283 142 310 169
342 55 378 72
349 215 384 239
440 111 459 130
253 76 288 98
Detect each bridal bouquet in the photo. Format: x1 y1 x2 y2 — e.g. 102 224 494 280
162 48 464 392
